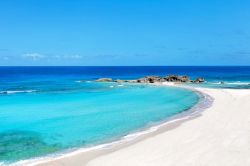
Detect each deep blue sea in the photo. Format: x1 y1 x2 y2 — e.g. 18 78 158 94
0 66 249 164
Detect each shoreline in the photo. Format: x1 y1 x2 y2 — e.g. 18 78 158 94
85 87 250 166
17 83 212 166
14 84 250 166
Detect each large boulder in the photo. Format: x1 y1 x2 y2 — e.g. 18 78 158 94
95 78 113 82
146 76 161 83
164 75 179 82
137 78 147 83
193 77 205 83
137 76 161 83
178 75 190 82
164 75 190 82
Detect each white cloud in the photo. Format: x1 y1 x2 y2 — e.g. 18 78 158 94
62 55 84 59
22 53 84 61
22 53 45 60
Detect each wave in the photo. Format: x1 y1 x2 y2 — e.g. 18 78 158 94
210 82 222 85
109 84 124 88
226 82 250 85
210 81 250 85
0 90 36 94
75 80 92 83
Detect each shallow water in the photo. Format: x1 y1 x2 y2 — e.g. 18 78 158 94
0 66 249 163
0 82 199 163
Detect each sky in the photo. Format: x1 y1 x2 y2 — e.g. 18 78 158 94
0 0 250 66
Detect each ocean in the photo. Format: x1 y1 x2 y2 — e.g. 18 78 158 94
0 66 249 164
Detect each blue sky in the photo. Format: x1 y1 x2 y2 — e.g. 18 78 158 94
0 0 250 66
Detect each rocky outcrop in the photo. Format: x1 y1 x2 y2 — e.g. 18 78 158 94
95 78 113 82
193 77 205 83
95 75 205 84
137 76 161 83
164 75 190 82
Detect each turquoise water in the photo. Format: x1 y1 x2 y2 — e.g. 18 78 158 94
0 82 199 164
1 66 250 164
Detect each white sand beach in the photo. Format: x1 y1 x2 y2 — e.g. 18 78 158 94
35 86 250 166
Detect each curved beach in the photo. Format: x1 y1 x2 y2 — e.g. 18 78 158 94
33 85 250 166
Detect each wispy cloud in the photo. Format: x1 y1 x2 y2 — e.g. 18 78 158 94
21 53 121 61
53 54 84 59
22 53 45 60
21 53 87 61
63 55 84 59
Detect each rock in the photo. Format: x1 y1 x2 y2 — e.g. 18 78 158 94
194 77 205 83
95 78 113 82
164 75 179 82
93 75 205 84
146 76 161 83
137 78 147 83
164 75 190 82
136 76 161 83
114 79 127 83
178 75 190 82
159 78 167 82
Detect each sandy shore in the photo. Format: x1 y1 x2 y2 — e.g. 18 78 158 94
34 86 250 166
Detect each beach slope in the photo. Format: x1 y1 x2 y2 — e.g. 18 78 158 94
37 88 250 166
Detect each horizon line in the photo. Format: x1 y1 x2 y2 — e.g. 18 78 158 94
0 65 250 67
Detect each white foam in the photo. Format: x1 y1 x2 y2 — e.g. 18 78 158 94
210 82 222 85
226 82 249 85
0 90 36 94
210 81 250 85
75 80 92 83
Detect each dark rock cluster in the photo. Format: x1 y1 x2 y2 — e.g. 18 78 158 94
164 75 190 82
192 77 205 83
95 75 205 84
